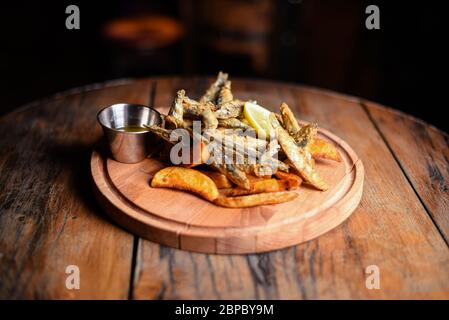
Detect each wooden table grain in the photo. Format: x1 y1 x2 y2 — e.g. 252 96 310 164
0 77 448 299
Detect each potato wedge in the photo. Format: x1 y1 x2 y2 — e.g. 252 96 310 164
308 138 341 162
151 167 219 201
274 171 302 190
214 191 298 208
224 178 288 196
199 170 233 189
247 174 270 183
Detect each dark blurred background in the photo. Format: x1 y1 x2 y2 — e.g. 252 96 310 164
1 1 447 131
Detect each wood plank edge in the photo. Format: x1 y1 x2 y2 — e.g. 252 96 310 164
359 100 449 248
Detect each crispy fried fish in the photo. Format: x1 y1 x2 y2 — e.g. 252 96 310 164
254 139 289 175
204 130 261 161
251 159 289 176
274 113 284 126
201 103 218 129
218 118 252 130
143 125 174 143
200 71 228 104
182 96 202 117
210 154 250 190
182 95 217 129
270 114 328 191
214 100 245 119
280 102 300 136
217 80 233 107
279 103 318 147
294 122 318 148
166 89 185 128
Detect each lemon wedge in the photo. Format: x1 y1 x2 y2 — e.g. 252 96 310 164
243 101 272 138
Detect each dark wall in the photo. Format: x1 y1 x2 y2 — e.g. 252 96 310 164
1 1 447 132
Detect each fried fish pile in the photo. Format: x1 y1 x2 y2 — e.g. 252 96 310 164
146 72 342 208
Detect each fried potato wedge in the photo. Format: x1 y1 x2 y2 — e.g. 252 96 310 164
214 191 298 208
308 138 342 162
274 171 302 190
199 170 233 189
224 178 288 196
247 174 270 183
151 167 219 201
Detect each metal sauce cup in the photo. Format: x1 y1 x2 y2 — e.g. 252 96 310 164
97 103 162 163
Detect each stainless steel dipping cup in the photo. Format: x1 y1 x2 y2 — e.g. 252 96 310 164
97 103 162 163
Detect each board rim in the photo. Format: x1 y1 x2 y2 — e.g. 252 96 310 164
91 127 364 254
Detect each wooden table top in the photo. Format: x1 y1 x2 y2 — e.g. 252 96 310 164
0 77 448 299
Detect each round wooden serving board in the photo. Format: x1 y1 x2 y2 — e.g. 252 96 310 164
91 126 364 254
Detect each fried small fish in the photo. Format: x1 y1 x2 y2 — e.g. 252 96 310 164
143 125 174 143
254 139 289 175
217 80 233 107
204 130 261 161
274 113 284 126
279 103 318 148
279 104 339 162
205 130 287 177
181 95 217 129
214 100 245 119
280 102 300 136
251 163 275 177
251 159 289 176
217 130 266 150
200 71 228 104
201 103 218 130
218 118 252 130
294 122 318 148
270 114 328 191
144 125 193 156
210 154 250 190
166 89 185 128
182 96 202 117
